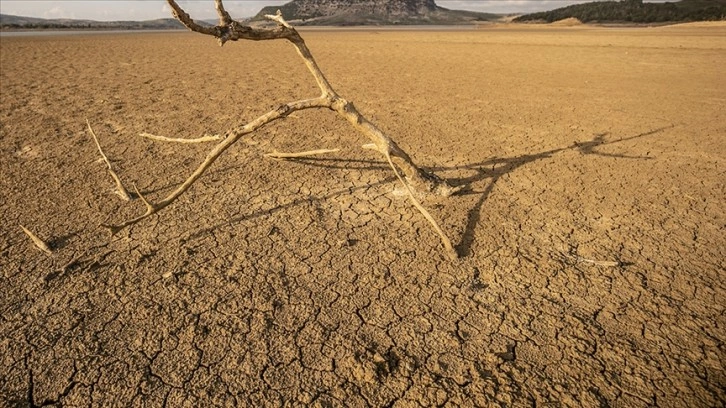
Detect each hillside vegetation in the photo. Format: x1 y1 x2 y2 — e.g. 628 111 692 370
253 0 498 25
515 0 726 23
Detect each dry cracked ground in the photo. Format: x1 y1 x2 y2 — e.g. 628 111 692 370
1 24 724 407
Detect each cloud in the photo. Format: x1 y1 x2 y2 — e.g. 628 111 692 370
43 6 74 20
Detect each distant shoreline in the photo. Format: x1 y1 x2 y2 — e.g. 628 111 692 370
0 29 187 37
2 21 722 38
0 25 486 37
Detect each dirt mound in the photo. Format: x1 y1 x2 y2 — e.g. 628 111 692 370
550 17 583 26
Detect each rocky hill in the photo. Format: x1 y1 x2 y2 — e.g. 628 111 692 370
252 0 498 25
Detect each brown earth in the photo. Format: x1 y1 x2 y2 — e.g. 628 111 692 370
1 24 724 407
550 17 584 26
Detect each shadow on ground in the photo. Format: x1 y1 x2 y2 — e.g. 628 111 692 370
184 126 670 258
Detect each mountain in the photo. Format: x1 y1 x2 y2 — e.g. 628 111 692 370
252 0 498 25
0 14 187 30
514 0 726 24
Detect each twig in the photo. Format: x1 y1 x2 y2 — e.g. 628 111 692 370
265 10 292 28
20 225 53 255
87 120 132 201
214 0 233 26
573 256 621 267
139 133 222 144
264 148 340 159
562 250 621 267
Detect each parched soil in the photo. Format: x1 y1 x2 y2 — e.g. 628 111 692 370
1 24 724 407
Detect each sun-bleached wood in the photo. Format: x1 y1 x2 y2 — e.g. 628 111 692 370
87 121 131 201
139 132 222 144
264 148 341 159
104 0 461 259
20 225 53 255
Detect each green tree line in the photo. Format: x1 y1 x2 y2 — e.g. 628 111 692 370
515 0 726 23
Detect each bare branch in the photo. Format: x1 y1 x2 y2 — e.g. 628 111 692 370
132 184 155 213
166 0 295 45
576 257 621 267
328 98 462 197
265 148 340 159
214 0 233 26
139 133 222 144
265 10 292 28
87 120 132 201
166 0 218 36
20 225 53 255
105 0 463 258
568 253 621 267
383 153 458 260
104 97 330 234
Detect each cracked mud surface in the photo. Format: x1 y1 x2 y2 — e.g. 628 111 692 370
1 25 724 407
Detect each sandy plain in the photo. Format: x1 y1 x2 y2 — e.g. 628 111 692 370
1 23 724 407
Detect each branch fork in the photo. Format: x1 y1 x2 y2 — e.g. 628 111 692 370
99 0 462 259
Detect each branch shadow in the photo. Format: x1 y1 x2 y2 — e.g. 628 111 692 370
444 126 671 257
270 156 389 171
141 157 388 196
182 126 670 256
186 176 397 241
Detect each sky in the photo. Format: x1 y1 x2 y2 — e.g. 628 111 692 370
0 0 672 21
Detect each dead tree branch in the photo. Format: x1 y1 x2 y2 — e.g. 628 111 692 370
265 148 341 159
139 133 222 144
87 120 131 201
103 0 462 258
20 225 53 255
103 96 330 235
165 1 457 195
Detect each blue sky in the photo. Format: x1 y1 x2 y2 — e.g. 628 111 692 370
0 1 672 21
